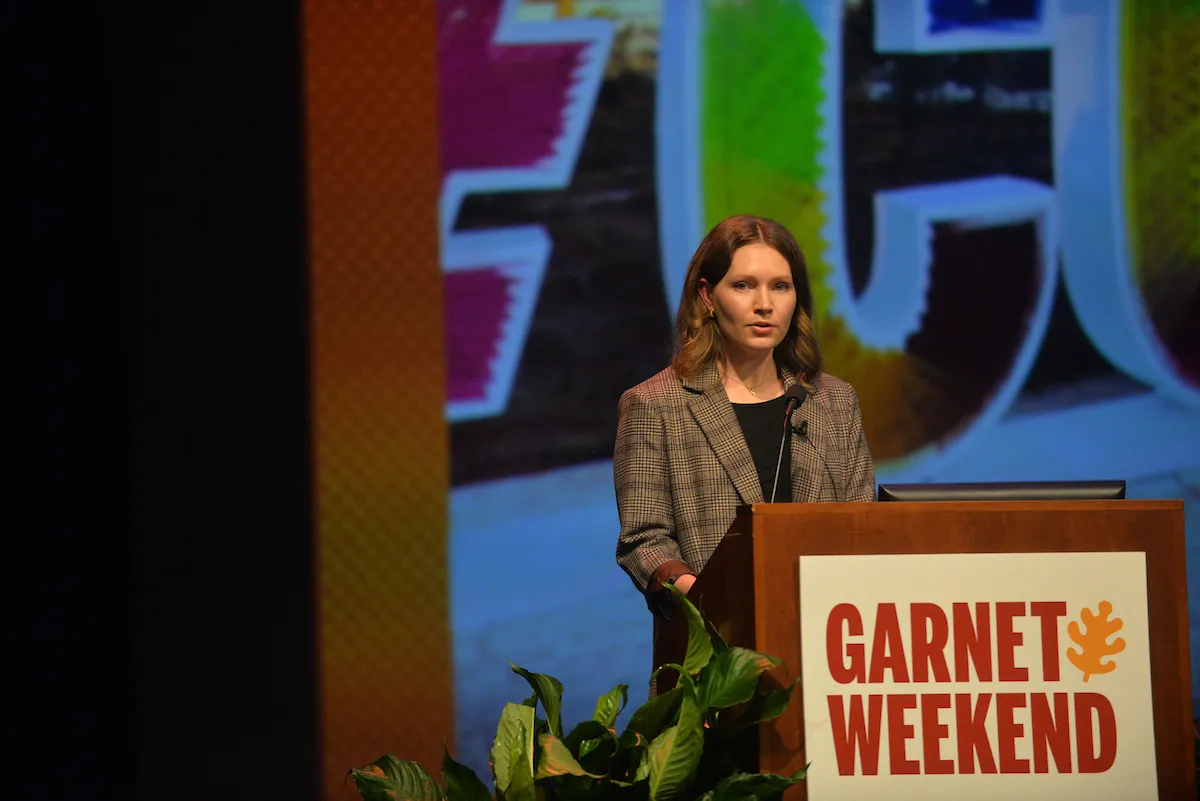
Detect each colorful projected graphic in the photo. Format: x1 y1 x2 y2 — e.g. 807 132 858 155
665 0 1060 470
660 0 1199 477
1122 0 1200 390
438 0 612 422
1056 0 1200 406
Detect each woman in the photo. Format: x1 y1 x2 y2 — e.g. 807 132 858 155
614 215 875 614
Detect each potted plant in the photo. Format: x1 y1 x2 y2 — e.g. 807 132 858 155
349 586 806 801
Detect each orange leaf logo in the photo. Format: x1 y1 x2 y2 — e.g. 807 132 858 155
1066 601 1126 682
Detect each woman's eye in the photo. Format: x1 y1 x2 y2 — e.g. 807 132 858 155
733 282 749 290
775 282 791 291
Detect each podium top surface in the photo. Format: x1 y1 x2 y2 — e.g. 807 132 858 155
744 498 1184 515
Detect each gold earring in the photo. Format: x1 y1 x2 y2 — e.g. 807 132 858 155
708 307 716 320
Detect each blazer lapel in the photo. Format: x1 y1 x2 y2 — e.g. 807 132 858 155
782 370 839 502
683 364 764 505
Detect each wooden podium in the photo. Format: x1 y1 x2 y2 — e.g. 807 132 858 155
654 500 1194 800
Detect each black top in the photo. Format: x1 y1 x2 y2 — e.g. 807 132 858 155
731 395 792 503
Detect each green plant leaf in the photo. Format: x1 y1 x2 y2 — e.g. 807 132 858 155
649 664 695 690
625 687 682 741
610 728 649 785
619 729 647 750
349 755 446 801
517 693 548 739
643 682 705 801
648 664 697 704
578 732 619 775
564 720 610 756
709 766 807 801
442 747 490 801
504 722 536 801
592 683 629 728
561 720 619 775
662 584 713 674
535 734 604 779
698 647 782 711
491 703 535 795
578 731 616 761
734 680 797 731
511 663 566 739
634 752 652 784
705 619 729 653
556 714 619 777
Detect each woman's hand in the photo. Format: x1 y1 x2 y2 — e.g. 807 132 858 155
673 574 696 595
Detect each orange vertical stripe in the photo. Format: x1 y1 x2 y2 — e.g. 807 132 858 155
302 2 450 798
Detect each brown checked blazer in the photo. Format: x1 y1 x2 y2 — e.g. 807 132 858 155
614 361 876 602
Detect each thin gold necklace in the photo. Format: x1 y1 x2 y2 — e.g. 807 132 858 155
726 372 776 397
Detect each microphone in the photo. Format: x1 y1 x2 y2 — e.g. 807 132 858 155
770 385 808 503
782 384 807 417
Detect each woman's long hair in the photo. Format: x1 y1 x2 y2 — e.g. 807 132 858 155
671 215 822 387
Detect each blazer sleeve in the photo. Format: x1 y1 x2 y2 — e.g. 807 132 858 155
613 388 687 593
844 386 877 503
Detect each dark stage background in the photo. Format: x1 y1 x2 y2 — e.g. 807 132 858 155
13 3 317 800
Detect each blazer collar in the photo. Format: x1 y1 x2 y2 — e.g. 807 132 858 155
681 361 842 504
781 370 844 502
683 361 763 504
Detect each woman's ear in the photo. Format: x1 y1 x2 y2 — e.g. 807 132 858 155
697 279 712 311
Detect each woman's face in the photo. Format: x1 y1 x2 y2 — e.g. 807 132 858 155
700 243 797 360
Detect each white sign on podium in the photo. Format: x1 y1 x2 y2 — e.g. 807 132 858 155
799 552 1157 800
